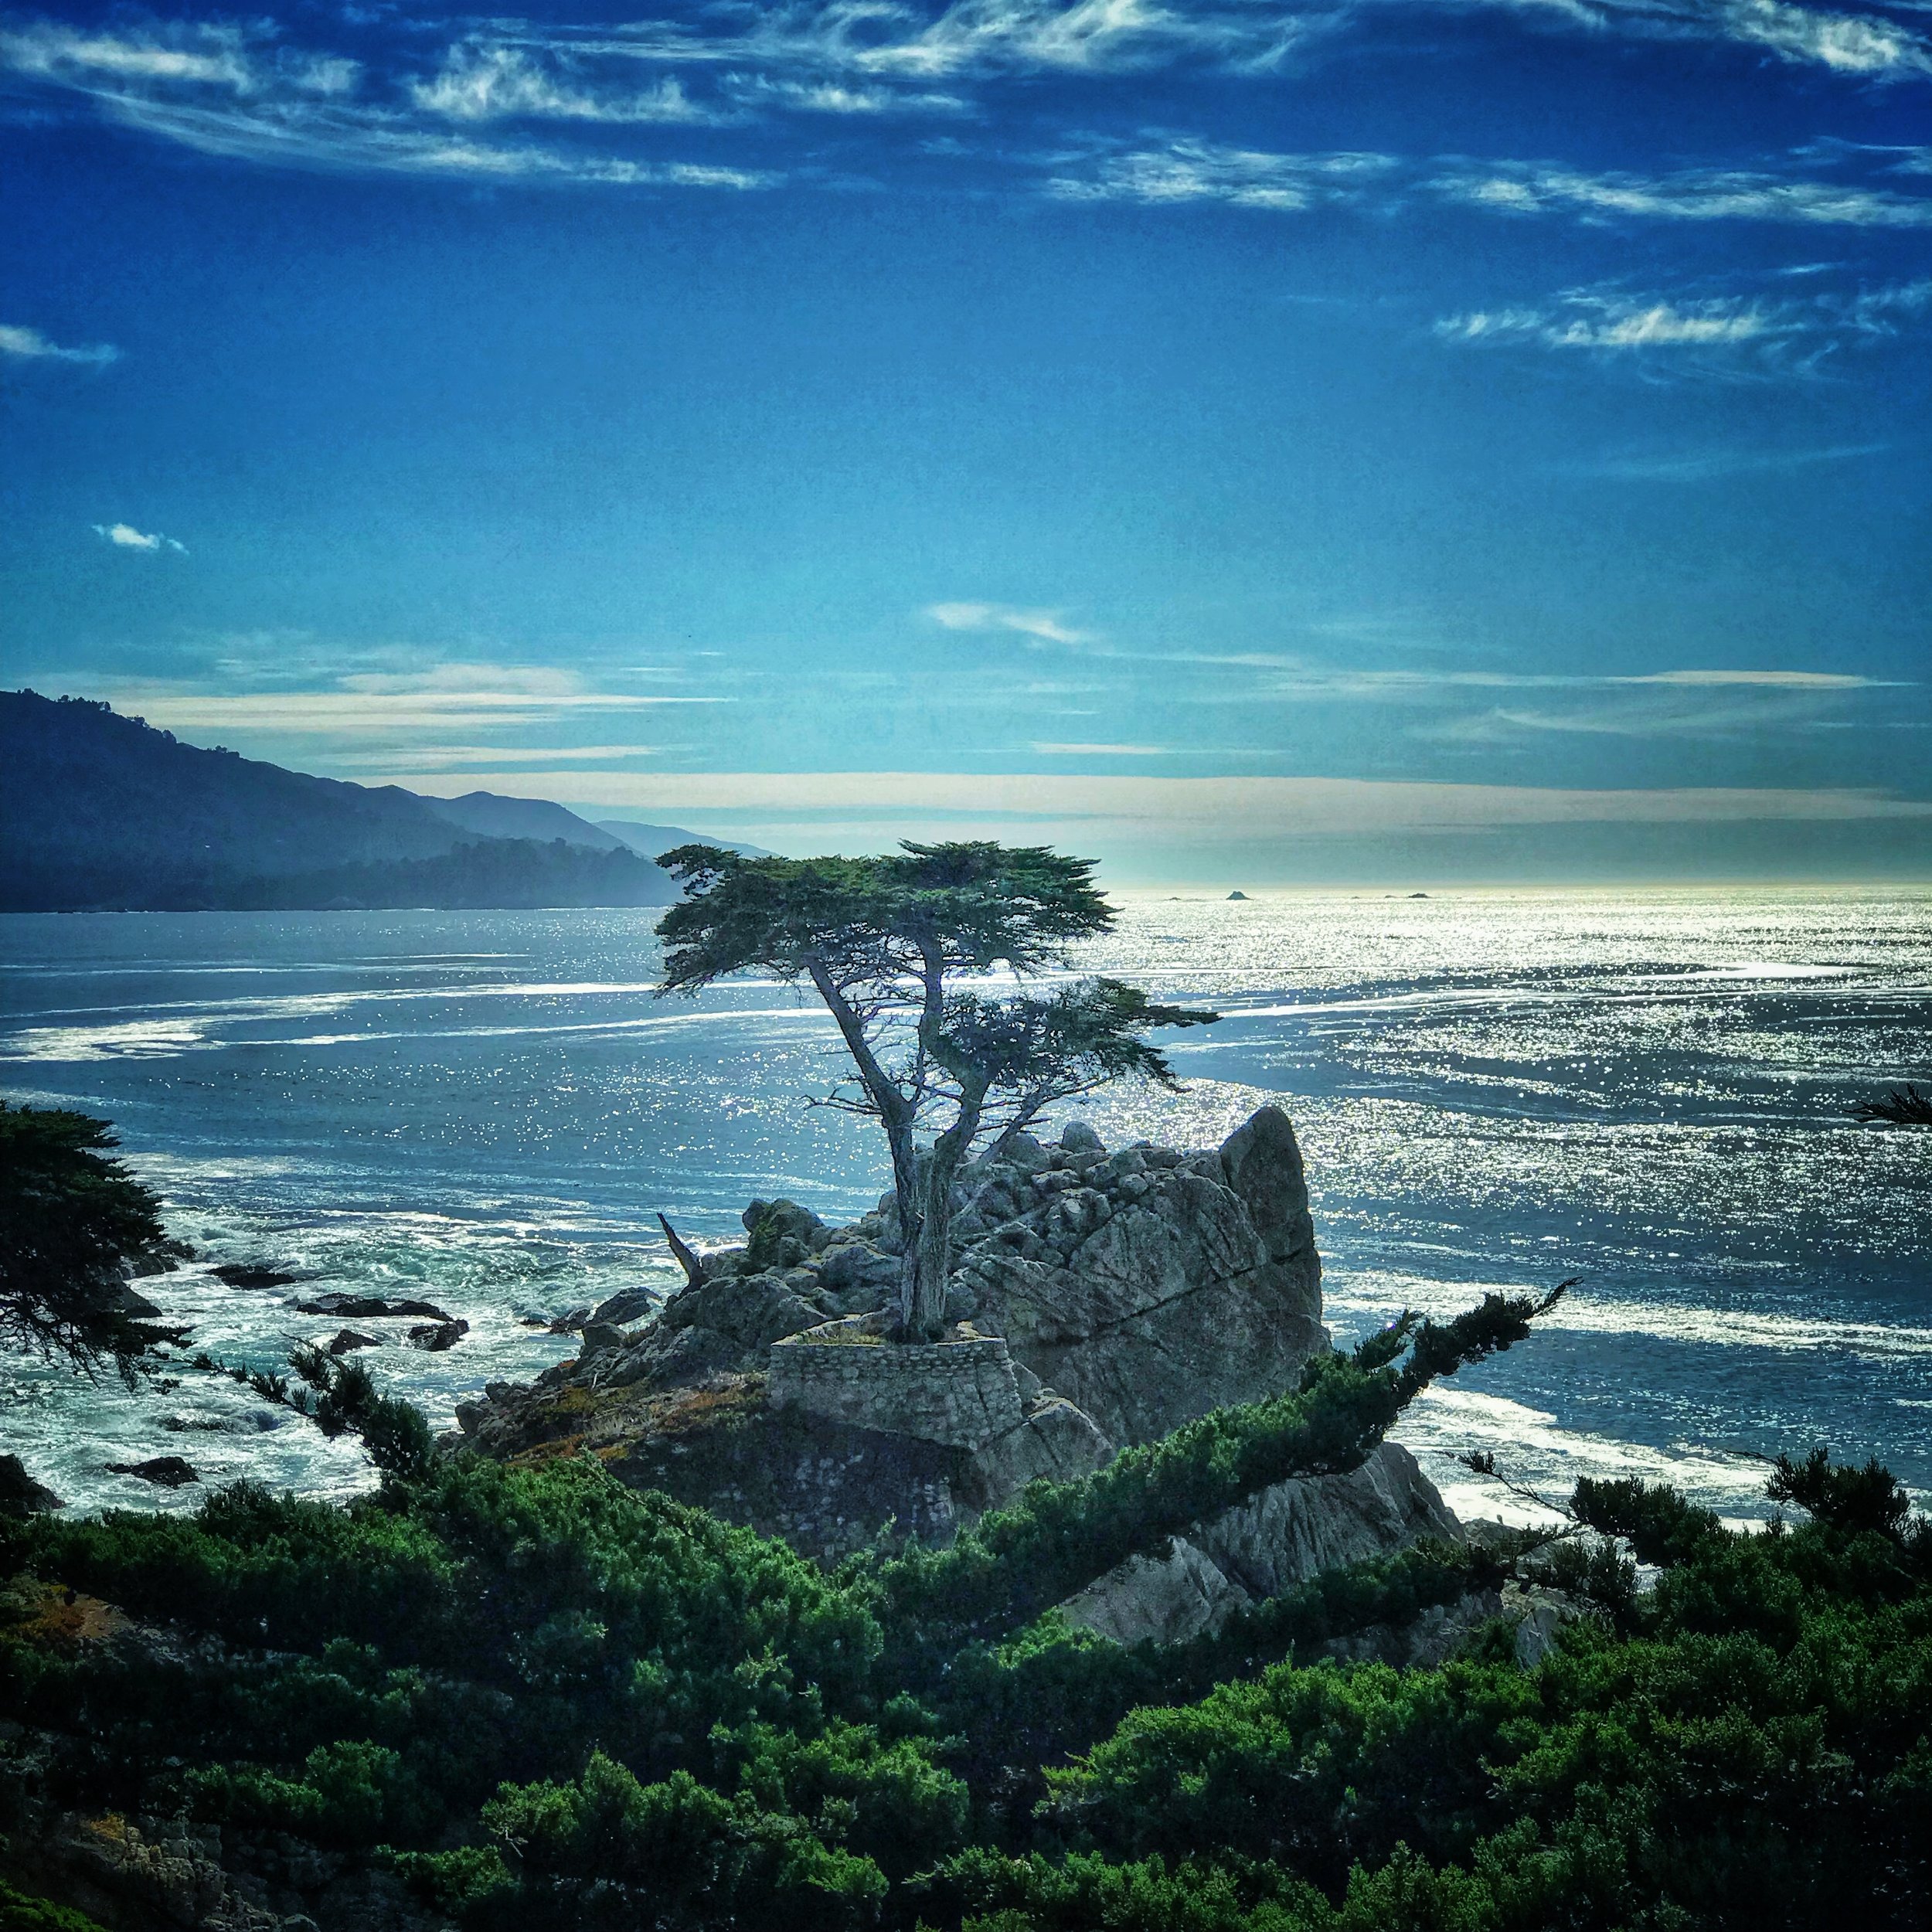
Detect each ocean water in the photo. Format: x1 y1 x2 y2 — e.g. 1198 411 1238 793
2 888 1927 1531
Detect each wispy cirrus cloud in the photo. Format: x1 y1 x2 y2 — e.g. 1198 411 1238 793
6 3 1932 202
1 321 119 364
1568 441 1890 480
410 45 726 127
390 767 1932 833
1248 665 1902 701
330 742 667 770
1621 668 1896 687
1437 294 1779 352
86 665 725 742
1351 665 1916 743
1043 139 1398 209
1431 158 1932 227
1028 740 1171 753
1437 277 1932 375
1713 0 1932 77
93 522 185 553
927 601 1096 644
1033 141 1932 230
0 16 774 189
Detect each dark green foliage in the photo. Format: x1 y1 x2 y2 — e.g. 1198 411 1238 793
937 1539 1500 1804
931 1849 1330 1932
7 1328 1932 1932
0 1101 189 1380
0 1882 109 1932
191 1739 434 1847
1852 1083 1932 1125
474 1751 893 1931
287 1345 437 1479
1570 1475 1723 1566
1767 1447 1920 1544
655 841 1118 994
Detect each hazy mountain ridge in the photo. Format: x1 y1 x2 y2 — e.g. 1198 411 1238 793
0 691 741 912
593 818 770 861
426 793 628 852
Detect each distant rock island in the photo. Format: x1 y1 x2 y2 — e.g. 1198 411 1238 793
0 690 754 913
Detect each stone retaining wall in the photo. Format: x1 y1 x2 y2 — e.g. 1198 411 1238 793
769 1319 1024 1451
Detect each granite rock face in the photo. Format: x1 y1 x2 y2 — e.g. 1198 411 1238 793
1060 1539 1252 1648
1192 1440 1461 1600
938 1105 1327 1447
1058 1441 1459 1646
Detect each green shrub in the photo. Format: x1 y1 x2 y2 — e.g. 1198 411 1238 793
0 1882 110 1932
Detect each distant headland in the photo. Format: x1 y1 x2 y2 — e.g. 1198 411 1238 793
0 690 757 913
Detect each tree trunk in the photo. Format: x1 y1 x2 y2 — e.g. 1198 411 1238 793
899 1096 984 1342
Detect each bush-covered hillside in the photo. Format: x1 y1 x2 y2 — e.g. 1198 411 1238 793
3 1321 1930 1930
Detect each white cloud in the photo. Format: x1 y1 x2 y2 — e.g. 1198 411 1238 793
5 8 1930 211
0 322 119 365
0 18 771 191
90 666 726 740
1036 144 1932 232
412 45 723 125
927 601 1095 644
0 20 257 90
1044 140 1396 210
1437 294 1781 352
1436 276 1932 374
1616 668 1897 687
89 92 775 189
371 767 1932 834
93 522 185 553
723 73 969 115
1718 0 1932 77
331 743 664 769
0 0 1929 223
1576 442 1889 480
1029 740 1171 753
1430 160 1932 227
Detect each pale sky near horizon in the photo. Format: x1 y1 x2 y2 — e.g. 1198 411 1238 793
2 0 1929 882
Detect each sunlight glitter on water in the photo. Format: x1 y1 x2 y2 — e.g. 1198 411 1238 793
1 888 1927 1519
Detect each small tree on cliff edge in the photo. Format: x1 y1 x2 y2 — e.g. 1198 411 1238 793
655 841 1216 1339
0 1101 189 1383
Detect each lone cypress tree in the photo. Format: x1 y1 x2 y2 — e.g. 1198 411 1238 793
655 840 1216 1338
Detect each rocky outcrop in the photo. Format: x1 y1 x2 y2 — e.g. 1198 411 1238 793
451 1106 1471 1641
0 1454 63 1516
1192 1440 1460 1600
506 1106 1325 1446
104 1456 199 1489
1060 1538 1252 1648
1059 1443 1459 1646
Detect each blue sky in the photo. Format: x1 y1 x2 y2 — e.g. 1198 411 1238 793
2 0 1929 881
